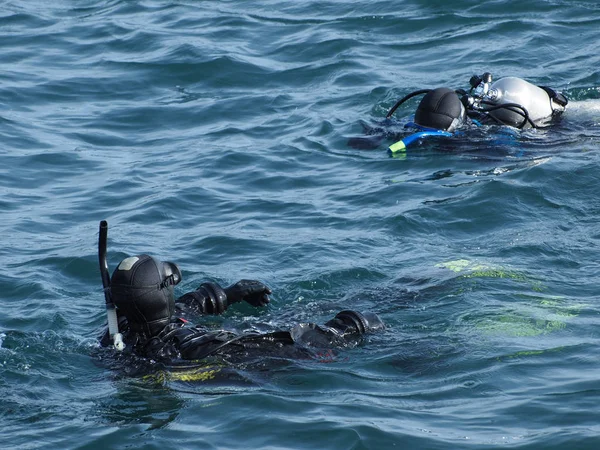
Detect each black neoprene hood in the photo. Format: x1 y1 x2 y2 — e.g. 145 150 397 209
414 87 464 131
110 254 181 338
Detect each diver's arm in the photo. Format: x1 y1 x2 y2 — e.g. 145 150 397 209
176 282 229 315
176 280 271 315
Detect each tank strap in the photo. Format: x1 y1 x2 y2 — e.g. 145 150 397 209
539 86 568 108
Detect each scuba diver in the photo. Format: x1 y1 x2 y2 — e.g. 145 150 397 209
350 72 569 155
98 221 384 370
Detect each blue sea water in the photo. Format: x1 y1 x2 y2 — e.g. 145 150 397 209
1 0 600 448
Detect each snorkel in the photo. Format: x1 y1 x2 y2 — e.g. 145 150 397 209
98 220 125 351
389 128 452 154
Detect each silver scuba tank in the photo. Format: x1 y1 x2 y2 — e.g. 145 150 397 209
483 77 566 128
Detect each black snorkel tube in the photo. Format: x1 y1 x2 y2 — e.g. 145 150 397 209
99 220 125 351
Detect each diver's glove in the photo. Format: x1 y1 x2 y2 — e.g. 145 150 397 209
177 280 271 315
224 279 271 307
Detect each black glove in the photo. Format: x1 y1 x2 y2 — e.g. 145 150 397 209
223 280 271 307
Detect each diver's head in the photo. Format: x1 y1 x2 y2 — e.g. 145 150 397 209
110 254 181 339
414 87 465 132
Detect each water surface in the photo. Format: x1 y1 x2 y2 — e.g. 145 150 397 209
1 1 600 449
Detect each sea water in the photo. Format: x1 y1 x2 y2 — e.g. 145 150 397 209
1 1 600 448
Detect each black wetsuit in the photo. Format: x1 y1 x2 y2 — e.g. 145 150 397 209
101 283 383 367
